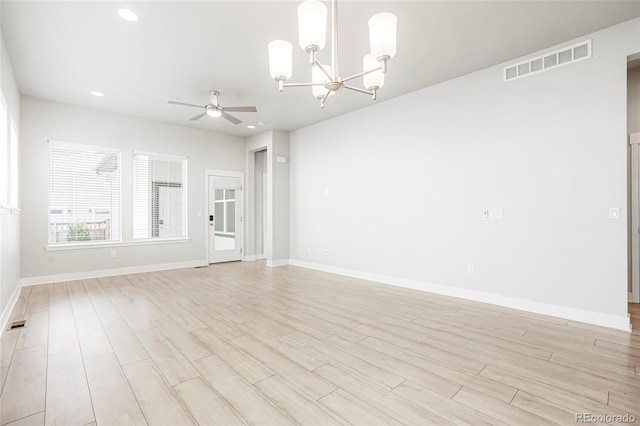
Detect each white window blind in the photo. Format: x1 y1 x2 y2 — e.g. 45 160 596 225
9 120 18 207
133 151 187 239
0 95 7 206
49 140 121 244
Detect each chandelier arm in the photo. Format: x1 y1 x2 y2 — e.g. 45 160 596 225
331 0 338 79
341 65 384 83
320 90 331 109
283 82 325 87
312 59 334 82
343 84 375 96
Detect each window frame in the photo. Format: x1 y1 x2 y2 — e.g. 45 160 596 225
0 92 8 208
9 118 18 208
47 139 123 247
132 150 188 241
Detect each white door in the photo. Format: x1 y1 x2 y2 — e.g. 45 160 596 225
208 175 242 263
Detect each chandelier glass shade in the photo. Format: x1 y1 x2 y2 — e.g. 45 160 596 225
268 0 397 108
298 0 328 51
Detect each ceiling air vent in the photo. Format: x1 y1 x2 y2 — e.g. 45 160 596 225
504 39 591 82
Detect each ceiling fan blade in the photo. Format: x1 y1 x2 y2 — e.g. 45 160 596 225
189 112 207 121
222 106 257 113
168 101 204 109
222 112 241 125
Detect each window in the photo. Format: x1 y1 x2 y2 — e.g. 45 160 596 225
0 94 7 206
9 120 18 207
49 141 121 244
133 152 187 239
214 189 236 235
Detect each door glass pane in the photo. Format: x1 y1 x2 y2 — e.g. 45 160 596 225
215 202 223 232
227 201 235 233
215 189 224 201
225 189 235 200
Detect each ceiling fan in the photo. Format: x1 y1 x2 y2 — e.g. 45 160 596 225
167 90 257 125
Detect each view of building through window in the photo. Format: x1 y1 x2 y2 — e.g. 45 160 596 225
133 152 187 239
49 141 121 244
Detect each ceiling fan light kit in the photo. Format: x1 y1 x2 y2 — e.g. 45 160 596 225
268 0 397 108
206 107 222 118
167 90 257 125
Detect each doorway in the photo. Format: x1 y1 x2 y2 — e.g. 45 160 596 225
207 171 243 263
628 55 640 330
253 149 267 259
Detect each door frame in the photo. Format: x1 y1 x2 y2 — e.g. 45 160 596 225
205 169 245 264
630 133 640 303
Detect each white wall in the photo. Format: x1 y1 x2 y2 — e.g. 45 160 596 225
271 130 289 263
290 18 640 329
20 97 245 282
0 33 21 321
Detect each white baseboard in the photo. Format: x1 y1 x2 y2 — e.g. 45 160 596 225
289 259 631 332
243 254 266 262
267 259 289 267
19 259 208 287
1 282 22 337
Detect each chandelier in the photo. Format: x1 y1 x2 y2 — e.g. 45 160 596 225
268 0 397 108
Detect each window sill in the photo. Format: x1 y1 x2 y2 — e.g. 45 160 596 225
0 205 21 215
45 238 191 251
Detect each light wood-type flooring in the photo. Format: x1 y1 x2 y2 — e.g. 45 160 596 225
630 303 640 333
1 261 639 425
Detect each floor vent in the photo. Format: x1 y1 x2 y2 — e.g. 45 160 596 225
8 320 26 330
504 39 591 82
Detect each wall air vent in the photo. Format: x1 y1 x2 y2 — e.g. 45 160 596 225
504 39 591 82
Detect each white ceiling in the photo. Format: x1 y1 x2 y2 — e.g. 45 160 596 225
2 1 639 137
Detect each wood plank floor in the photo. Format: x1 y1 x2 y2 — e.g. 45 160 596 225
1 261 639 425
630 303 640 333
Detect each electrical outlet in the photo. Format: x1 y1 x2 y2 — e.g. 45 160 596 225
325 248 332 256
483 208 504 219
609 207 620 219
489 208 504 219
110 250 117 258
467 264 475 274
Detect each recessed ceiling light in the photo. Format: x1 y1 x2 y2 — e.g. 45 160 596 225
90 91 104 97
257 121 265 126
247 125 256 129
118 9 138 22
